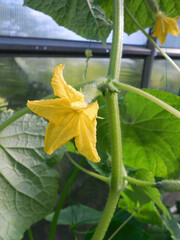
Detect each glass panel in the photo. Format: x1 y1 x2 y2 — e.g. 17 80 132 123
151 59 180 94
0 57 143 111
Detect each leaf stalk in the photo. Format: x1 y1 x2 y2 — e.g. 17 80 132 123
66 153 110 184
112 81 180 118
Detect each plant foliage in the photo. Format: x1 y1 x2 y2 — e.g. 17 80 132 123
0 113 59 240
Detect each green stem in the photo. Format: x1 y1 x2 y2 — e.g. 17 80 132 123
125 7 180 73
108 0 123 79
66 152 110 184
0 107 30 132
112 81 180 118
106 94 124 191
124 176 156 187
91 1 124 239
92 191 121 240
92 94 124 240
0 94 55 132
27 228 34 240
48 158 84 240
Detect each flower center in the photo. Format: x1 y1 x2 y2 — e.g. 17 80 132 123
71 101 87 110
155 11 164 20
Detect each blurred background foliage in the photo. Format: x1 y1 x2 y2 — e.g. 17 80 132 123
0 0 180 240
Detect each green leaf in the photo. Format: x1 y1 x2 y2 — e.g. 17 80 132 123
0 113 59 240
119 169 164 225
100 0 180 35
97 90 180 178
24 0 112 44
122 90 180 178
119 197 162 226
163 209 180 240
132 169 168 216
46 204 102 225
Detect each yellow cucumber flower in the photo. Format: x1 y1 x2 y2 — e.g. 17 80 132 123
152 11 180 45
27 64 100 163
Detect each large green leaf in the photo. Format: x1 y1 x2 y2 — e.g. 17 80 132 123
24 0 180 42
24 0 112 44
122 90 180 178
97 90 180 178
46 204 102 225
0 113 59 240
100 0 180 35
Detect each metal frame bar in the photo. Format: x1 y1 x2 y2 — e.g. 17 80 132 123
0 36 151 58
0 36 179 57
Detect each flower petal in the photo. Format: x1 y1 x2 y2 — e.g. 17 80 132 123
83 101 99 121
153 19 167 45
27 98 73 124
75 113 100 163
44 113 80 155
165 16 180 36
51 64 84 102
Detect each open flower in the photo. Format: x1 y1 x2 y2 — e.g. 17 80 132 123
152 11 180 45
27 64 100 163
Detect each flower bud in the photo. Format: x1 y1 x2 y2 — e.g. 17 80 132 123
85 49 93 58
82 82 100 104
156 180 180 192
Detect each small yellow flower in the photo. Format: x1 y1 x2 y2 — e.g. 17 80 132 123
27 64 100 163
152 11 180 45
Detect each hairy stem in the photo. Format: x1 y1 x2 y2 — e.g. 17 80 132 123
48 158 84 240
112 81 180 118
66 153 110 184
91 0 124 239
0 107 30 132
108 1 123 79
124 176 156 187
125 7 180 73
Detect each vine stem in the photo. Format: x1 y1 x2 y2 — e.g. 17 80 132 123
66 152 110 184
112 81 180 118
0 107 30 132
48 158 85 240
124 176 156 187
91 0 124 239
125 7 180 73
